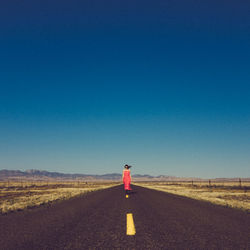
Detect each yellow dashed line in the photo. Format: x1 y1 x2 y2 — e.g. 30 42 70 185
126 213 136 235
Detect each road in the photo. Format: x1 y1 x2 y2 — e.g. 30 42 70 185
0 185 249 249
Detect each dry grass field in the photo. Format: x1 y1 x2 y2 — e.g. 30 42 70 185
136 181 250 211
0 181 119 213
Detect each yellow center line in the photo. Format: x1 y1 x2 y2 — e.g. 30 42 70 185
126 213 136 235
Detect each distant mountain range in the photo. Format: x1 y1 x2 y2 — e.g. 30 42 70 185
0 169 122 181
0 169 249 182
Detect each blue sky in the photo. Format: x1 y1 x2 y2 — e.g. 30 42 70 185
0 0 250 178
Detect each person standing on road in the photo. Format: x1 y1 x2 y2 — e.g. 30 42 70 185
122 164 132 194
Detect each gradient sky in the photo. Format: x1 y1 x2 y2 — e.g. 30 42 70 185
0 0 250 178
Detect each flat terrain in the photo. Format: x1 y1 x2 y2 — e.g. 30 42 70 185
0 182 118 213
137 181 250 211
0 185 249 249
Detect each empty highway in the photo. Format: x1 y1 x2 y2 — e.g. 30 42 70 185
0 185 249 249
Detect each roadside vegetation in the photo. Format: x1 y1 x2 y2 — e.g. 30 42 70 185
136 181 250 211
0 181 119 213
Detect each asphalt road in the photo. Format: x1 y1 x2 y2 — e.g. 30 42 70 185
0 185 249 249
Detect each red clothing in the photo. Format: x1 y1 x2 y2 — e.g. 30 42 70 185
123 169 132 190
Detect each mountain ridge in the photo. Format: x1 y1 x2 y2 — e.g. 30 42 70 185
0 169 249 182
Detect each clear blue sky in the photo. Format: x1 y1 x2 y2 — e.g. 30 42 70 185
0 0 249 178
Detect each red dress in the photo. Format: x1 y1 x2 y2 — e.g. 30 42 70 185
123 169 132 190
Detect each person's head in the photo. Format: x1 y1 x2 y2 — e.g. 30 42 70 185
124 164 131 169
